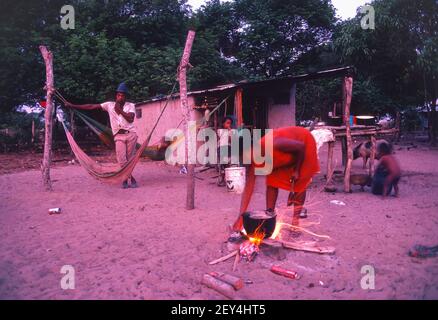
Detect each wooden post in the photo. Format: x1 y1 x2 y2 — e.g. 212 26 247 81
326 141 335 185
343 77 353 193
31 118 35 145
290 83 296 126
395 111 401 141
70 110 75 156
369 135 376 177
39 46 55 191
179 30 196 210
235 88 243 127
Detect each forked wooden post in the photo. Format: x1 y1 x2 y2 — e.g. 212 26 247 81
179 30 196 210
326 141 335 185
343 77 353 193
39 45 55 191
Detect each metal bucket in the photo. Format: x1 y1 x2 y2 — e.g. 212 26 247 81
225 167 246 194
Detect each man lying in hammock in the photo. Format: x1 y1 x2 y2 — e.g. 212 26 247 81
65 82 138 189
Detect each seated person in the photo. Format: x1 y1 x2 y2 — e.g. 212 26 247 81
372 142 401 198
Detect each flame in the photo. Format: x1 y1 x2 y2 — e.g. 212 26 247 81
245 223 265 246
270 222 286 240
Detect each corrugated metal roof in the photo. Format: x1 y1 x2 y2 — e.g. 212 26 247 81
135 66 353 107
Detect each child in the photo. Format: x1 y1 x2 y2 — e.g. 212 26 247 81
217 116 234 186
372 142 401 199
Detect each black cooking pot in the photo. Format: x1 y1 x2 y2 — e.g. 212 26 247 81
242 211 277 239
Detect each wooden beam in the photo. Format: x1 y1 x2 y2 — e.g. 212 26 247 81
179 30 196 210
235 88 243 127
334 128 399 137
343 77 353 193
39 45 54 191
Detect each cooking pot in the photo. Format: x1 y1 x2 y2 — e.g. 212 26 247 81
242 211 277 239
356 115 375 126
327 116 343 126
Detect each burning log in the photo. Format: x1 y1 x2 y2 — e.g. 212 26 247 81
239 240 259 262
208 250 238 265
209 272 244 290
202 274 235 300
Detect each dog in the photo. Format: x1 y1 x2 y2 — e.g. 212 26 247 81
353 139 391 168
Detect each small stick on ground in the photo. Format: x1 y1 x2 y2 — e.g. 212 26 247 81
209 250 238 265
232 251 240 272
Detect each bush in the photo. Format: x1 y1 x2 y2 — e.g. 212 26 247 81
0 112 43 152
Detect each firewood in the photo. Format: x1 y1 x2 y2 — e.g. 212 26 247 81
264 238 335 254
232 251 240 272
202 274 235 299
280 240 335 254
208 250 238 265
209 272 244 290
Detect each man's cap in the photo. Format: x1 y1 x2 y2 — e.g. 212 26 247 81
116 82 128 94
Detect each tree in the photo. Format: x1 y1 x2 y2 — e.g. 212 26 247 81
0 0 67 111
333 0 437 142
233 0 337 78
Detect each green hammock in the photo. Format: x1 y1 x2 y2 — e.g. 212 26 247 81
72 109 167 161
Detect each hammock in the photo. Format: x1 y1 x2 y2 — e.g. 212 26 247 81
72 108 171 160
56 88 229 184
72 109 114 148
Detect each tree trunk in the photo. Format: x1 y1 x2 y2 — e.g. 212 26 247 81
395 111 401 142
369 135 376 177
179 30 196 210
39 46 54 191
31 118 35 145
343 77 353 193
431 97 437 147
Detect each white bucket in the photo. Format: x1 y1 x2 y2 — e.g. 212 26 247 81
225 167 246 194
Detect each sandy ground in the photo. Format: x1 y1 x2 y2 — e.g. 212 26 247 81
1 141 438 300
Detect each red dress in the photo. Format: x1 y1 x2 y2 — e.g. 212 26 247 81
254 126 320 192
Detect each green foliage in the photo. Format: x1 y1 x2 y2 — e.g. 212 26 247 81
333 0 437 113
233 0 337 78
0 0 436 133
0 112 42 150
